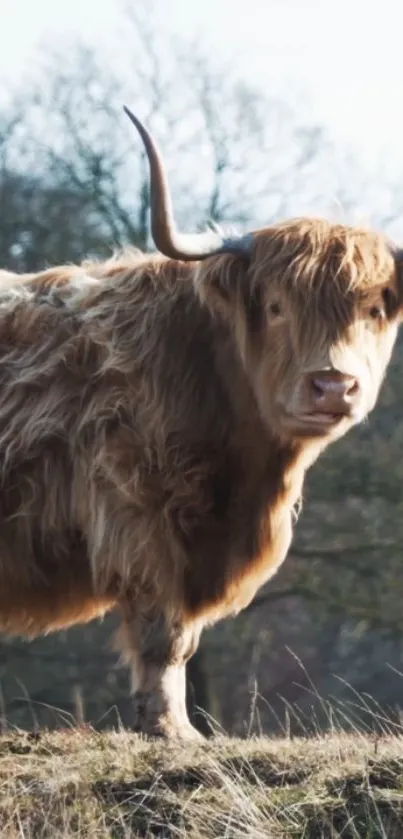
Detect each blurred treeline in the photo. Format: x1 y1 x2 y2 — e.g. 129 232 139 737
0 3 403 737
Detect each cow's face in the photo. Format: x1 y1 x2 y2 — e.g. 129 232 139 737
257 275 399 443
197 220 402 444
249 221 402 442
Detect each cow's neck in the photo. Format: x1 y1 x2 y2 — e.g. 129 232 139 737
214 326 324 517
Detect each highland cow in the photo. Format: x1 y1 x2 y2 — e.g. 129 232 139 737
0 108 401 739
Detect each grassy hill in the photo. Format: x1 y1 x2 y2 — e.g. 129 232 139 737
1 728 403 837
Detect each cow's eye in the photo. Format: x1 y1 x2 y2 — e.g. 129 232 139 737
369 305 386 321
269 301 282 317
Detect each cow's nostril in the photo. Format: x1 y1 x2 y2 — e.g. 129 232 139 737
347 378 359 396
311 378 325 397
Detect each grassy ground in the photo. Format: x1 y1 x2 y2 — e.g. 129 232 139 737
0 728 403 837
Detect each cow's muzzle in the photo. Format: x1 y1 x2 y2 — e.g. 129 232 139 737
304 370 360 418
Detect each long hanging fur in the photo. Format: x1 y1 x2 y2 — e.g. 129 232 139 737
0 218 400 641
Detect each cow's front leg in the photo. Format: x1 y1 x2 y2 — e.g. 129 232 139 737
118 600 203 740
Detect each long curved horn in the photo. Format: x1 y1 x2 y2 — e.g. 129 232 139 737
123 106 253 261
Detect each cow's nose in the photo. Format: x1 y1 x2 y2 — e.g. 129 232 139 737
307 371 360 414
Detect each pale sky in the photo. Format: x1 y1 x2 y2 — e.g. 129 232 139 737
0 0 402 172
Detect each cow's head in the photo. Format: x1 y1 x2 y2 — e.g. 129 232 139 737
233 221 402 442
123 107 403 442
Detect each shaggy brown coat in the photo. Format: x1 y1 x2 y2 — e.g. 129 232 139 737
0 219 401 737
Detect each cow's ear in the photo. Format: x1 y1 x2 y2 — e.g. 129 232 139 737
193 252 251 319
397 260 403 319
392 253 403 320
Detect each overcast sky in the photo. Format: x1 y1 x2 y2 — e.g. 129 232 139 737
1 0 402 172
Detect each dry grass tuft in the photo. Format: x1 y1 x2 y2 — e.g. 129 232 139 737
0 727 402 836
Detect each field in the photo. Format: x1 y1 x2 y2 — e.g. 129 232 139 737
0 728 403 837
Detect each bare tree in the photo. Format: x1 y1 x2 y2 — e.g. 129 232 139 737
1 1 380 273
